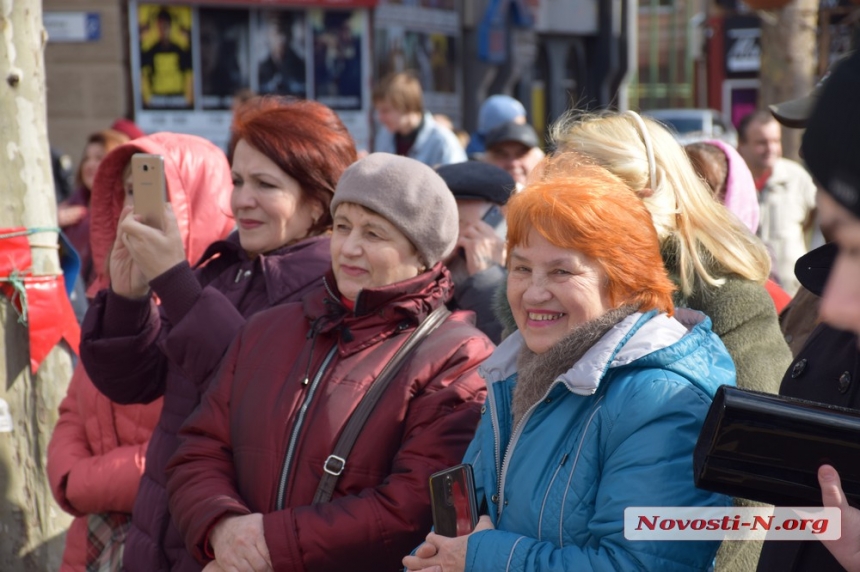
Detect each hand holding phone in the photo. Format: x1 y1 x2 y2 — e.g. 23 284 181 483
429 464 479 537
131 153 166 230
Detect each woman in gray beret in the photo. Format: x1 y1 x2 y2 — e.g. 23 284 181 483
167 153 494 572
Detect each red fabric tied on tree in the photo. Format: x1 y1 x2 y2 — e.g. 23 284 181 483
25 275 80 372
0 229 33 272
0 227 81 373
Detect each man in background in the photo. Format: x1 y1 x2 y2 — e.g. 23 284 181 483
737 110 817 295
465 94 527 158
482 121 544 188
437 161 515 343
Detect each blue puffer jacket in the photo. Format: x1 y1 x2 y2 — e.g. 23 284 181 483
462 309 736 572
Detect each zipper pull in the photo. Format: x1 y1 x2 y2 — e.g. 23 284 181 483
234 268 243 283
302 376 310 386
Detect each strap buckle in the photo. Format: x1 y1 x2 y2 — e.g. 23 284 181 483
323 455 346 476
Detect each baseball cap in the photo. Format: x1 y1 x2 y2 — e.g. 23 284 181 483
477 95 526 136
485 122 540 151
436 161 516 205
802 49 860 219
770 52 852 129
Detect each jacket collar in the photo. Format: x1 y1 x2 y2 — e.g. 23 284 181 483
197 232 332 306
412 112 437 152
479 309 701 395
303 263 453 355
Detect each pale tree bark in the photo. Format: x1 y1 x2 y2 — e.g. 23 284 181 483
0 0 74 570
758 0 819 161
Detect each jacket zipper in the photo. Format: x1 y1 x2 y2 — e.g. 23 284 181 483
486 382 502 516
275 344 338 510
323 276 338 301
495 380 561 519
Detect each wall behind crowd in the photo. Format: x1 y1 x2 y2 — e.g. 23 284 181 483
44 0 464 165
44 0 130 166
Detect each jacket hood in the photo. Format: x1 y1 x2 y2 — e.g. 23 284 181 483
705 139 760 234
87 133 235 296
479 308 732 398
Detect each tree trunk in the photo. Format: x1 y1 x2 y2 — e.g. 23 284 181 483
0 1 74 570
758 0 819 161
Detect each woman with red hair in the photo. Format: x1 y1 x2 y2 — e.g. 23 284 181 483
405 158 735 572
79 97 357 572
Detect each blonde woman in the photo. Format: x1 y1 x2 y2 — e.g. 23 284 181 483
548 110 792 572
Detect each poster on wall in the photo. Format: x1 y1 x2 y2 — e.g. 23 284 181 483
199 9 250 110
310 10 363 110
374 29 456 93
130 2 372 152
138 4 194 109
373 1 460 123
255 10 307 98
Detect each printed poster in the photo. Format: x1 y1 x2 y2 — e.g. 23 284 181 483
138 4 194 109
199 9 250 110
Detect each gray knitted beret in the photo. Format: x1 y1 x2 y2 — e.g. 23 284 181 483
330 153 458 267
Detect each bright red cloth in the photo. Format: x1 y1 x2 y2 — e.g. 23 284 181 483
765 278 792 314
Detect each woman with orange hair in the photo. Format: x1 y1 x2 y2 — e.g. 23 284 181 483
404 159 735 572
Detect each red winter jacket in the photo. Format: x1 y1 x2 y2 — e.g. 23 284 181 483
167 266 493 572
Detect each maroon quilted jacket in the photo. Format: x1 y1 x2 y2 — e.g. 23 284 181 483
167 265 492 572
80 232 332 572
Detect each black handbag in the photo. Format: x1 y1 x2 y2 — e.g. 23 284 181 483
693 385 860 507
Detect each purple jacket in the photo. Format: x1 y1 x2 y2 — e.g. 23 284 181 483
80 232 331 572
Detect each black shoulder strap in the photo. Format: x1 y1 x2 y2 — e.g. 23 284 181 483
312 305 451 504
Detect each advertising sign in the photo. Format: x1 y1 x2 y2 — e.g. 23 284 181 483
200 8 250 110
374 1 460 122
131 2 371 151
724 15 761 78
138 4 195 110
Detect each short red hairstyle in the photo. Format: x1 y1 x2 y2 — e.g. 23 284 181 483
228 96 357 235
506 158 675 315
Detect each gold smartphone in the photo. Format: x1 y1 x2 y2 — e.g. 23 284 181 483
131 153 166 229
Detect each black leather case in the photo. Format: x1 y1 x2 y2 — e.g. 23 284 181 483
694 386 860 507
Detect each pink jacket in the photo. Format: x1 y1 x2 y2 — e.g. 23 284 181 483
47 133 235 571
48 370 163 571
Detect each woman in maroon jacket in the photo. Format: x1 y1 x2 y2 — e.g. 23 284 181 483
79 98 357 572
167 153 493 572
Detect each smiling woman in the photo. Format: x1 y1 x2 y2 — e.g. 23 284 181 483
404 157 737 572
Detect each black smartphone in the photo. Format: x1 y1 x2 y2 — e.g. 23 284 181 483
481 204 504 228
429 463 479 537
